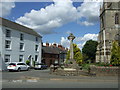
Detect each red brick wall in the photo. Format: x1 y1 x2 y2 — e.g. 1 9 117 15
42 53 59 67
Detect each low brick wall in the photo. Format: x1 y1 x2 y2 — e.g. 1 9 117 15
90 65 119 76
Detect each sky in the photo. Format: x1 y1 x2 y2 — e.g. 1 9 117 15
0 0 103 49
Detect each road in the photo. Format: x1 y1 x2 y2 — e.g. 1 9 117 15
1 69 119 88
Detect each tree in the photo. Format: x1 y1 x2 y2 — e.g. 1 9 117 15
66 44 82 65
110 41 120 66
82 40 98 63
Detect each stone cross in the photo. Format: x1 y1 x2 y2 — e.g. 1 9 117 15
68 33 75 60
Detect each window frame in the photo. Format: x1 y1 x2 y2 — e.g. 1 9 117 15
101 16 104 28
6 29 11 38
35 45 39 52
35 55 38 61
19 55 24 62
20 33 24 41
4 54 11 62
36 37 38 42
20 43 24 51
115 13 119 24
5 40 11 49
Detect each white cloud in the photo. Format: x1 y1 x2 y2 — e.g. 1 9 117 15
80 21 94 26
15 0 102 35
60 37 70 48
75 33 98 49
16 0 77 35
43 42 53 46
75 33 98 42
77 1 102 26
77 42 86 50
61 33 98 50
0 0 15 17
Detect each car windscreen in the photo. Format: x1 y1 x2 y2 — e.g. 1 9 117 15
9 63 16 65
17 63 25 65
35 63 44 65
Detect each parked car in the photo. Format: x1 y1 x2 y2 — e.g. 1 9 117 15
34 63 47 70
7 62 30 72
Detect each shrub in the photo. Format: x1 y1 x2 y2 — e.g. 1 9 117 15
26 60 30 65
82 64 90 70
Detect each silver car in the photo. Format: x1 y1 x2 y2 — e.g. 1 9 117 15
34 63 47 70
7 62 30 72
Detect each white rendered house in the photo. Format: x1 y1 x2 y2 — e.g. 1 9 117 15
0 17 42 69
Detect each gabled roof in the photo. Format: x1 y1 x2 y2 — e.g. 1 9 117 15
0 17 42 38
42 46 67 54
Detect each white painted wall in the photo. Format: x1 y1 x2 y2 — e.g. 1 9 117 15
0 25 2 55
1 25 42 64
0 25 7 70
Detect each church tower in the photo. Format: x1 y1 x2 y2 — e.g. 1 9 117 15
96 1 120 63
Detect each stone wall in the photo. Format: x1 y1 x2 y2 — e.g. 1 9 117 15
90 65 119 76
50 68 89 76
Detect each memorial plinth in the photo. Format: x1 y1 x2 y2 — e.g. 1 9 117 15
50 33 80 76
67 33 79 70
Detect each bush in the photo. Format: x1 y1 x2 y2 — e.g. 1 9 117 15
81 64 90 70
110 41 120 66
26 60 30 65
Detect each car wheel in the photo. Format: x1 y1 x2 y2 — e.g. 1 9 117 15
18 68 21 72
27 68 29 71
8 70 11 72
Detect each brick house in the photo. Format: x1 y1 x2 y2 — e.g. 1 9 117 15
42 43 67 67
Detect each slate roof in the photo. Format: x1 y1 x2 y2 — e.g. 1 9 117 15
42 46 67 54
0 17 42 38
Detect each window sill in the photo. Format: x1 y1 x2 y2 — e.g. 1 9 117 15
5 49 12 51
20 50 25 52
20 40 24 42
35 51 39 53
6 37 11 39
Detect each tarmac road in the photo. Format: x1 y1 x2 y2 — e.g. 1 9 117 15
1 69 119 88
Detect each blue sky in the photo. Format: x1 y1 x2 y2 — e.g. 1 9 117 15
1 0 102 49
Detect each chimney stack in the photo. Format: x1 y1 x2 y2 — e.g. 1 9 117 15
46 42 49 47
58 45 62 49
53 43 57 47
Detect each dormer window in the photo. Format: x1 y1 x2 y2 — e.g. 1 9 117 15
115 13 119 24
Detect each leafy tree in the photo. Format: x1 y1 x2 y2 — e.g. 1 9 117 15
66 44 82 65
82 40 98 63
66 50 70 61
110 41 120 66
